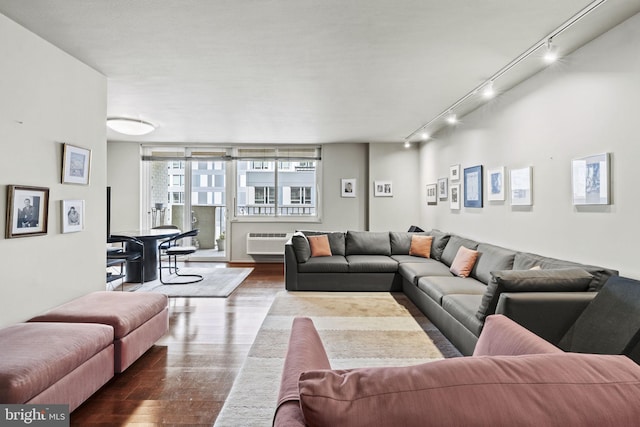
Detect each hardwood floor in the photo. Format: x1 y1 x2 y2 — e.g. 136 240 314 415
72 263 284 426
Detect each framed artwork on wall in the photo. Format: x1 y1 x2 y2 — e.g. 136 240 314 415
62 143 92 185
450 184 461 210
487 166 505 201
571 153 610 205
449 164 461 182
5 185 50 238
426 184 437 205
341 178 356 198
374 181 393 197
463 165 483 208
510 166 533 206
438 177 448 200
62 199 85 233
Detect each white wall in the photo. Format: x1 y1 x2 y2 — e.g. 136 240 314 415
107 141 141 232
369 143 421 231
420 11 640 278
0 14 107 327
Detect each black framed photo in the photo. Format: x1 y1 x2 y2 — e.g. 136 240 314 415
463 165 483 208
6 185 50 238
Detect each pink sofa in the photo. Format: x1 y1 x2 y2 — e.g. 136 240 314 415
274 315 640 426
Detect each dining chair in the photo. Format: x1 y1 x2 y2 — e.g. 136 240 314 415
106 235 145 290
158 229 203 284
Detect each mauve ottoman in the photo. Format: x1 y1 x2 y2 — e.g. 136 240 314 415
29 291 168 373
0 322 114 412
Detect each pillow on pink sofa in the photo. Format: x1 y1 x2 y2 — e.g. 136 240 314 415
299 353 640 427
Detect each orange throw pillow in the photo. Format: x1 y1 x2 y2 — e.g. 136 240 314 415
449 246 479 277
308 235 332 257
409 235 433 258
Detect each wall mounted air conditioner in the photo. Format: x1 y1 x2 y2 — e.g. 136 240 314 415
246 232 293 255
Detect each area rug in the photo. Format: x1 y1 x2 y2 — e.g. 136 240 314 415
214 291 462 426
125 267 253 297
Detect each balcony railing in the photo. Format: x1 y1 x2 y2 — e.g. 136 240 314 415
237 205 316 216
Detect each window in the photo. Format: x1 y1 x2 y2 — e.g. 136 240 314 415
290 187 311 204
235 147 320 218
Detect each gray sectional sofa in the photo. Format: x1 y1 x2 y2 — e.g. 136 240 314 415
284 230 618 355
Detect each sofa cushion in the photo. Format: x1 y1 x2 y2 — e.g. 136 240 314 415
308 235 332 257
346 231 391 256
0 322 113 403
346 255 398 273
409 235 433 258
417 276 486 305
426 229 450 261
291 232 311 263
297 256 349 273
398 261 453 285
558 276 640 357
299 231 346 256
390 232 427 255
471 243 516 285
440 235 479 267
299 353 640 427
449 246 479 278
442 294 484 337
513 252 617 292
474 315 564 357
391 255 433 264
476 268 594 321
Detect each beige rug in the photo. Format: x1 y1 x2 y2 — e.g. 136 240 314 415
214 291 462 426
123 267 253 297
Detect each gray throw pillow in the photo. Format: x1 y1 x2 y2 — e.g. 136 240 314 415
476 268 593 321
291 232 310 263
427 230 450 261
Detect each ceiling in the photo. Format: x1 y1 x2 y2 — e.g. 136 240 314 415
1 0 639 145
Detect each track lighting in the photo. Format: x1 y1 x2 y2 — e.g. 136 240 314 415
543 38 558 63
421 132 430 140
404 140 411 148
482 81 495 99
446 112 457 125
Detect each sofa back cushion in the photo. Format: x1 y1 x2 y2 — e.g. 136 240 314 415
298 353 640 427
427 229 450 261
291 232 311 263
440 235 479 267
476 268 594 321
513 252 617 292
471 243 516 285
346 231 391 256
559 276 640 360
389 232 428 255
298 230 346 256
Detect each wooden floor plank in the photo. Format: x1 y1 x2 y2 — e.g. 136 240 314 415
71 263 283 426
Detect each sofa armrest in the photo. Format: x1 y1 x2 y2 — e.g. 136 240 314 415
473 314 562 356
273 317 331 427
495 292 596 345
284 244 299 291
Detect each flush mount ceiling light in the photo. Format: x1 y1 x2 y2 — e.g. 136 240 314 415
106 117 156 136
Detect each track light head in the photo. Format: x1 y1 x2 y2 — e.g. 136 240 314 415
543 38 558 64
404 140 411 148
421 132 430 140
482 81 495 99
446 112 457 125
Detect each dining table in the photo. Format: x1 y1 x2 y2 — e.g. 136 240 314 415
111 228 180 282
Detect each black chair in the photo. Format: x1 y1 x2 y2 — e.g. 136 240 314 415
107 235 145 290
153 225 180 258
158 229 203 284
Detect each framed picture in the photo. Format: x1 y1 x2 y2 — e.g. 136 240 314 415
572 153 610 205
463 165 483 208
487 166 505 201
510 166 533 206
62 143 92 185
341 178 356 198
62 199 85 233
5 185 50 238
449 164 461 182
438 177 448 200
450 184 461 210
426 184 437 205
374 181 393 197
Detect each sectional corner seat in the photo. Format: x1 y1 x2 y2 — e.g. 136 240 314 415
285 230 618 355
0 291 168 412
